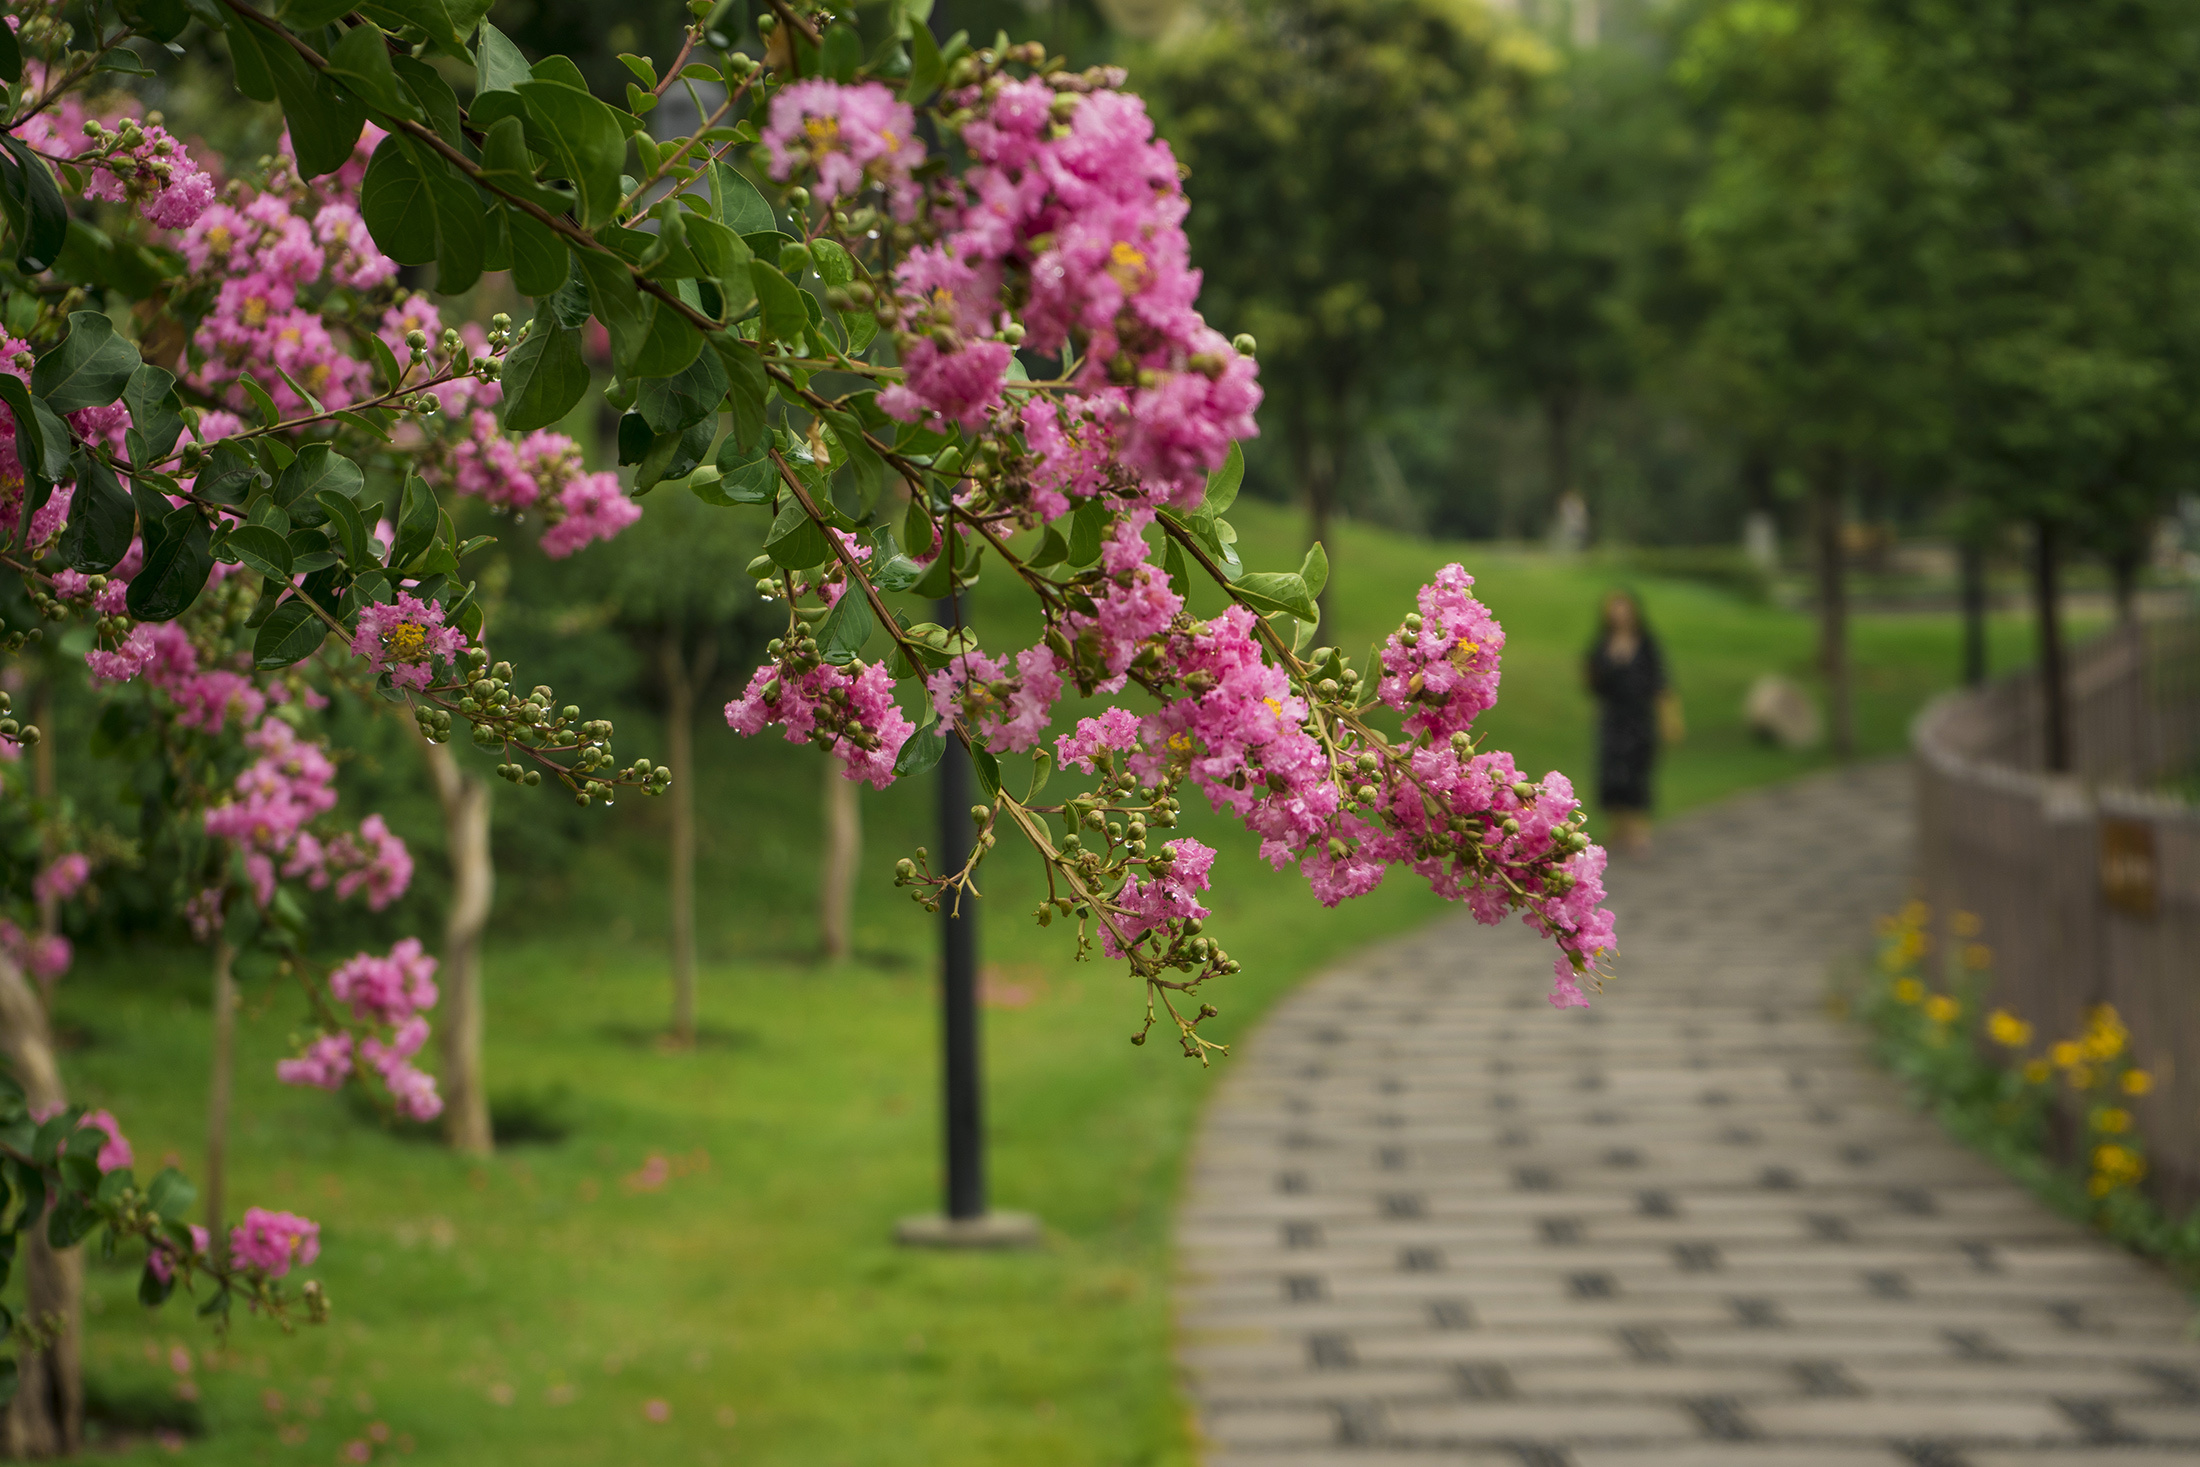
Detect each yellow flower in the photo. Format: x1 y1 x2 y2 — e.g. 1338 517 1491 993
2022 1059 2052 1085
1951 910 1982 938
1924 995 1961 1025
1962 943 1993 971
1898 930 1928 960
2051 1041 2084 1070
2089 1143 2145 1194
2123 1069 2155 1097
1892 978 1925 1005
1902 900 1929 926
1987 1009 2032 1048
2093 1107 2132 1135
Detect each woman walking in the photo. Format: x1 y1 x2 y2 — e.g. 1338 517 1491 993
1585 590 1673 855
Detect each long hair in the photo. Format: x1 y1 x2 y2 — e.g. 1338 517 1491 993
1589 588 1653 652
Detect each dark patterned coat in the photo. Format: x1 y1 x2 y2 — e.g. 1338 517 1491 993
1586 636 1666 811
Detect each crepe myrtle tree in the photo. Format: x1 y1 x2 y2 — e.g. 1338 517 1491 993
0 0 1619 1422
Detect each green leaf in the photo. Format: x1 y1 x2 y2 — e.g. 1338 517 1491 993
1202 441 1243 516
1026 746 1053 801
324 21 425 121
0 15 19 83
390 52 465 146
32 312 139 413
711 335 769 453
822 411 886 511
821 22 862 81
225 524 294 581
1299 541 1328 599
118 0 192 39
227 15 366 178
59 455 134 573
122 363 185 463
751 261 808 345
194 441 262 506
573 249 703 381
636 419 713 490
317 490 370 567
271 444 364 528
0 135 67 274
701 439 775 504
764 498 829 569
253 599 329 668
357 133 484 295
237 373 280 428
125 506 214 621
503 207 568 297
971 746 1001 800
395 474 439 567
287 526 337 574
1068 500 1106 567
708 162 775 233
1232 570 1318 622
280 0 362 26
1028 525 1068 570
499 319 588 432
474 20 531 92
0 376 66 494
363 0 470 55
480 115 575 214
637 347 728 434
515 80 626 230
359 134 436 268
818 585 874 663
46 1194 97 1249
894 716 946 777
905 17 944 107
1162 535 1189 597
810 237 854 288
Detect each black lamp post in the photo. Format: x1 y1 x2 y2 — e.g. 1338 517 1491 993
895 593 1040 1247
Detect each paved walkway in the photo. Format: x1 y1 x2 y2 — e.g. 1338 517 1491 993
1176 763 2200 1467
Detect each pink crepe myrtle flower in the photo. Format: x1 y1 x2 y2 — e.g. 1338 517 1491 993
276 1032 354 1091
351 593 467 691
229 1208 319 1278
763 79 926 214
1056 707 1142 773
539 471 640 559
725 658 914 789
1103 838 1216 956
0 919 72 983
327 815 413 910
147 1222 211 1285
83 122 215 230
75 1109 133 1173
326 938 438 1027
1376 564 1505 741
33 853 90 906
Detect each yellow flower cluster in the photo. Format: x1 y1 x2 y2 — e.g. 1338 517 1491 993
1874 906 2159 1208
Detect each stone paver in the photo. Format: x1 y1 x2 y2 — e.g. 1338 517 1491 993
1175 764 2200 1467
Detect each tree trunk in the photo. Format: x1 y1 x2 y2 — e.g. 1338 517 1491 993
1811 456 1854 758
31 678 59 1003
2109 548 2139 626
0 954 84 1457
417 737 494 1156
661 632 713 1042
2033 517 2071 773
1960 537 1989 687
819 757 861 963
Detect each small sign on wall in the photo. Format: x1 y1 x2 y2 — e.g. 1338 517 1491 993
2100 818 2158 918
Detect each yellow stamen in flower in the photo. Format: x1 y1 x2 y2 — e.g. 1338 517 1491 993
206 225 232 253
805 115 843 151
278 326 302 347
1107 240 1149 290
1450 641 1480 674
2051 1040 2083 1069
1263 697 1284 717
387 622 428 661
1987 1009 2031 1048
241 296 270 327
1165 731 1192 754
881 128 901 152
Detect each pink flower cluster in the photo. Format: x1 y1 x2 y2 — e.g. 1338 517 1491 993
423 396 638 560
1103 838 1216 957
725 659 914 788
229 1207 319 1279
762 79 925 215
82 120 216 230
351 593 467 692
861 77 1259 504
147 1222 211 1285
1375 565 1505 740
925 645 1063 754
276 939 442 1121
0 918 70 983
82 619 266 733
203 719 413 910
73 1108 133 1172
10 71 213 232
33 852 90 906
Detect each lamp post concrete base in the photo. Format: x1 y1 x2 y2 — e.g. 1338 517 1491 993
894 1211 1043 1250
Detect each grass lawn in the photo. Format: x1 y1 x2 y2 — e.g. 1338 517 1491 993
49 502 2073 1464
